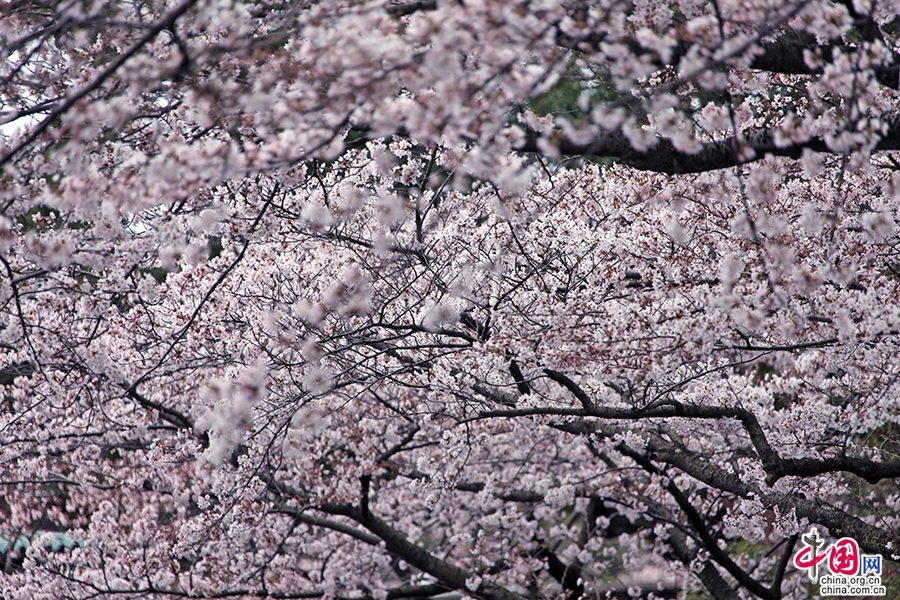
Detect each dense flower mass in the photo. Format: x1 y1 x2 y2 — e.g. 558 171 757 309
3 1 900 599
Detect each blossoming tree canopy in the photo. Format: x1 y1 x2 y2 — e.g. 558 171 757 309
2 0 900 599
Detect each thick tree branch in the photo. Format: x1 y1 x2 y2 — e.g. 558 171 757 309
386 0 437 18
319 504 526 600
748 37 897 88
386 584 452 600
478 402 900 485
493 401 900 565
453 479 543 502
543 369 594 410
509 360 530 395
770 535 798 596
272 506 381 546
781 496 899 558
519 121 900 174
535 545 584 600
258 470 311 500
558 20 900 89
472 382 518 407
765 455 900 485
666 528 741 600
731 36 895 88
123 386 193 430
625 450 775 600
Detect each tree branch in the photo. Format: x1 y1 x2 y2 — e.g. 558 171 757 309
123 386 193 430
479 402 900 486
666 528 742 600
558 22 899 89
637 453 775 600
509 360 530 395
534 545 584 600
386 584 452 600
543 369 594 410
0 0 199 169
320 504 526 600
518 121 900 174
272 506 381 546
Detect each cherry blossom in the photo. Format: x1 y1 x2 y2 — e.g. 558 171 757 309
3 1 900 599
